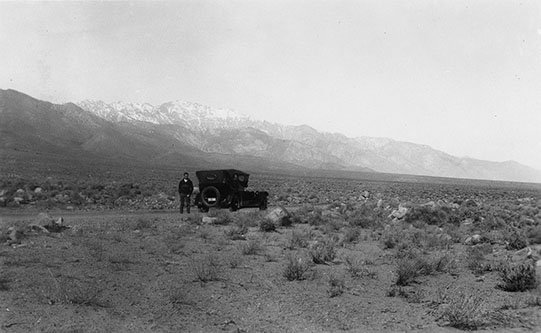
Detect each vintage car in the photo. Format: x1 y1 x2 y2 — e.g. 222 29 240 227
193 169 268 212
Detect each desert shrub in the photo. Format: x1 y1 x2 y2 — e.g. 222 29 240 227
0 275 10 291
224 224 248 240
477 214 507 232
168 287 193 310
259 218 276 232
309 238 336 264
279 215 293 227
381 225 405 249
191 254 221 283
287 229 311 249
135 217 154 230
283 255 310 281
319 218 342 235
441 290 485 330
346 203 381 228
342 227 361 244
526 226 541 244
504 229 528 250
63 280 107 306
431 252 457 274
403 205 454 226
34 272 106 307
465 246 493 275
239 239 261 255
498 262 538 292
307 210 327 226
328 274 345 297
524 293 541 307
289 206 313 224
227 252 242 268
395 257 424 286
345 255 377 279
395 251 452 286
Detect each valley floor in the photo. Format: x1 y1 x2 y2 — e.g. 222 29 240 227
1 207 540 332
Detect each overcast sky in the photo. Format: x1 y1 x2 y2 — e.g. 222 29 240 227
1 1 540 170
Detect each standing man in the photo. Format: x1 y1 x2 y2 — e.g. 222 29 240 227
178 172 194 214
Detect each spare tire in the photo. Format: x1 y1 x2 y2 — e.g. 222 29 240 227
201 186 220 207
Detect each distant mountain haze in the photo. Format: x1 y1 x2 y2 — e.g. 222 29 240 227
1 88 540 183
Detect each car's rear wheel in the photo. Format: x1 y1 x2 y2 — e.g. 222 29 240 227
201 186 221 207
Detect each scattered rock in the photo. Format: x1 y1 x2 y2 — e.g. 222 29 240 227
461 218 474 226
44 217 69 232
462 199 479 208
421 201 436 209
321 209 341 220
465 234 482 245
360 191 370 200
34 187 43 194
510 247 534 262
388 205 408 220
266 206 290 225
202 216 218 224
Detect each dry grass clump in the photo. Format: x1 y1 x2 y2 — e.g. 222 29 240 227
498 262 538 292
309 238 336 264
503 229 528 250
395 251 455 286
466 246 493 275
287 228 312 249
224 223 248 240
440 290 485 330
382 224 453 252
283 255 310 281
0 275 11 291
344 255 377 279
345 202 383 229
259 218 276 232
342 227 361 244
239 239 262 255
226 251 243 268
328 274 345 297
403 205 460 226
526 226 541 244
134 217 157 230
33 271 107 307
191 254 221 283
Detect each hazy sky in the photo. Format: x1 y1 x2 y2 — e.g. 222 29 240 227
1 1 541 170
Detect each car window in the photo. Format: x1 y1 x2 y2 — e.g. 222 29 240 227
205 174 218 181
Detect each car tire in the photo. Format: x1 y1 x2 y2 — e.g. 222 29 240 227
201 186 220 207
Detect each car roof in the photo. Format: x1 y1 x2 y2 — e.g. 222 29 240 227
195 169 250 182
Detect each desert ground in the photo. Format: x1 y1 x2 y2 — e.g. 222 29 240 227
1 174 541 332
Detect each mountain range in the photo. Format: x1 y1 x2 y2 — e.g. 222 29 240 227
1 88 540 183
